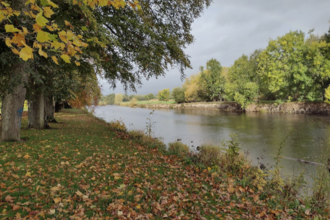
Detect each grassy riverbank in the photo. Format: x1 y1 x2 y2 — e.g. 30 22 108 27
0 109 329 219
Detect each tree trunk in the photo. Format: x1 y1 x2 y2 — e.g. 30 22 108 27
1 63 28 142
27 81 47 129
45 95 57 122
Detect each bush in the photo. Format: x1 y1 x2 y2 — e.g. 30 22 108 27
157 89 170 101
127 130 166 153
108 120 126 132
168 142 189 154
114 93 124 105
198 144 221 166
129 98 137 107
172 87 185 103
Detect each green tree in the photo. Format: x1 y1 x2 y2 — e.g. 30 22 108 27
258 31 330 101
145 93 155 100
225 52 260 109
199 59 226 101
172 87 185 103
157 89 170 101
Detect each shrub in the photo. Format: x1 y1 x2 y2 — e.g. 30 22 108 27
108 120 126 132
127 130 166 153
198 144 221 166
157 89 170 101
172 87 185 103
168 142 189 154
114 93 124 105
129 98 137 107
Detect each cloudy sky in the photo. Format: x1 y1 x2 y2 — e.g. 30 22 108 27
100 0 330 96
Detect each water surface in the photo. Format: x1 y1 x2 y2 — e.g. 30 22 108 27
94 105 330 187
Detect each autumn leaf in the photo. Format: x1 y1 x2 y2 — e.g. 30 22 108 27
12 205 20 211
5 25 20 33
20 45 34 61
43 7 54 18
37 30 51 42
53 198 62 204
61 54 71 63
36 11 49 26
23 154 31 159
38 48 48 58
5 195 15 203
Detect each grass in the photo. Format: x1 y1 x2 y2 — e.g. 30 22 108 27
0 109 328 219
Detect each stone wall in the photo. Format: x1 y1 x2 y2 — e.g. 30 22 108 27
144 102 330 115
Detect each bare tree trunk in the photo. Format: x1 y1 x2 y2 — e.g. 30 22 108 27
27 81 47 129
1 63 28 141
45 95 57 122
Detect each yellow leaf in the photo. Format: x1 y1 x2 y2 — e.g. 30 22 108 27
0 11 6 22
11 33 26 47
38 48 48 58
20 46 34 61
5 25 20 33
51 41 64 50
64 20 71 27
25 172 32 177
36 11 49 26
43 7 54 18
11 174 20 179
60 54 71 63
46 25 54 31
36 31 51 42
98 0 108 6
22 27 29 35
136 205 141 209
33 23 42 32
23 154 31 159
12 48 20 55
52 56 59 65
75 61 80 66
47 0 59 8
5 38 13 47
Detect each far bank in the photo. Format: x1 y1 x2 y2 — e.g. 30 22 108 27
120 101 330 115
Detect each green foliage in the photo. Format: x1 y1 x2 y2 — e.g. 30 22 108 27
157 89 170 101
99 93 116 105
199 59 226 101
198 144 222 167
172 87 185 103
114 93 124 105
145 93 155 100
168 142 190 155
225 53 260 109
325 85 330 103
258 31 330 101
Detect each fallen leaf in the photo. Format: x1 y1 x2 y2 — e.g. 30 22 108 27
12 205 20 211
75 190 83 197
23 154 30 159
53 198 62 204
5 195 15 203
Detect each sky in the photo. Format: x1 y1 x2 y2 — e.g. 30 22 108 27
99 0 330 96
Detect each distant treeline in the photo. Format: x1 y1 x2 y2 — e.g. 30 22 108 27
101 28 330 109
99 93 156 105
168 28 330 109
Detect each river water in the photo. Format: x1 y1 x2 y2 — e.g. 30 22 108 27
94 105 330 188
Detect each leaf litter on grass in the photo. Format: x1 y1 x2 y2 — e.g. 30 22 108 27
0 109 328 219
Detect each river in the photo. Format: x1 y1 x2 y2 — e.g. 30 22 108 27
94 105 330 189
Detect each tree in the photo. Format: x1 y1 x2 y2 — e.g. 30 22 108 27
258 31 330 101
225 52 260 109
199 59 226 101
114 93 123 105
157 89 170 101
183 74 203 102
145 93 155 100
172 87 185 103
0 0 212 141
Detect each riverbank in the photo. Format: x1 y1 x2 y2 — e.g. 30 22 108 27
0 109 328 219
128 101 330 115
